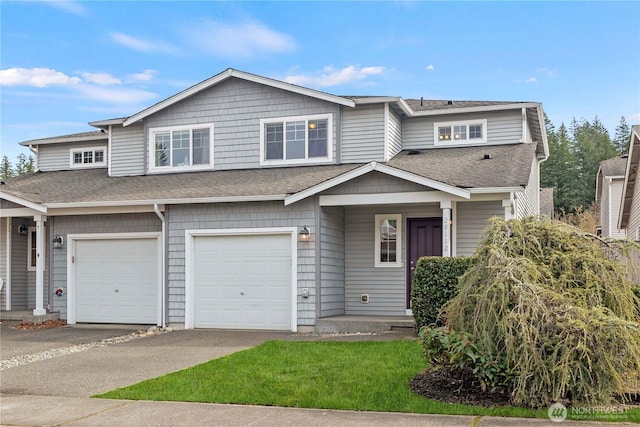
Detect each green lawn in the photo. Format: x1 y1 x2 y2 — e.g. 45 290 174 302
96 340 639 423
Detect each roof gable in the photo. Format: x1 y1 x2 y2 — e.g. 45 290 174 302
619 125 640 228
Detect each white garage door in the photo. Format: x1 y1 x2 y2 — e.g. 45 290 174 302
74 237 159 324
193 234 292 330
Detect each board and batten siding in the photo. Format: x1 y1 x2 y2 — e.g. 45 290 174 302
403 109 523 150
386 106 403 160
341 104 386 163
344 205 442 315
319 206 345 317
608 179 627 239
49 213 161 320
36 140 108 172
166 200 317 326
110 123 145 176
455 201 504 256
516 156 539 218
144 78 340 172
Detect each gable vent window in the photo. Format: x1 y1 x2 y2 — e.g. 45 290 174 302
260 114 333 166
149 123 214 172
434 119 487 146
70 147 106 168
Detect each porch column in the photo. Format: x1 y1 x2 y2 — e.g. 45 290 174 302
440 201 452 257
33 215 46 316
503 199 514 220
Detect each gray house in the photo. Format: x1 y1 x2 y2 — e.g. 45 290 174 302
0 68 548 331
596 155 627 239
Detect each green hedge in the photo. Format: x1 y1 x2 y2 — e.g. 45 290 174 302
411 256 472 331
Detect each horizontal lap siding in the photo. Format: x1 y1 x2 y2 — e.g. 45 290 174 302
145 78 340 171
609 179 626 239
456 201 504 256
166 200 317 326
341 104 385 162
10 222 28 309
0 218 7 309
627 172 640 240
403 110 522 150
344 205 441 315
387 108 403 160
516 157 539 218
37 141 108 172
50 213 161 320
320 206 345 317
110 123 145 176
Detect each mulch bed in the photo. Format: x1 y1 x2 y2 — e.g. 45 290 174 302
12 319 68 330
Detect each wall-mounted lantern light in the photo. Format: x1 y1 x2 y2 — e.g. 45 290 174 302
18 224 28 236
52 234 64 249
299 226 310 242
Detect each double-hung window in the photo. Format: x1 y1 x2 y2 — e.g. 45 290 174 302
260 114 332 165
70 147 106 168
434 119 487 146
149 123 214 172
375 214 402 267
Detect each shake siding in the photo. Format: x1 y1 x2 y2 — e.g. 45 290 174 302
344 205 441 315
609 179 626 239
37 141 107 172
323 171 428 195
49 213 161 320
456 201 504 256
144 78 340 171
10 221 29 309
110 123 145 176
516 156 539 218
0 218 6 309
387 107 403 160
403 109 522 150
166 200 317 326
341 104 385 162
319 206 345 317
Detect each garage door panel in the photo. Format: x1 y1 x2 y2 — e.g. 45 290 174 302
75 238 158 324
193 234 293 330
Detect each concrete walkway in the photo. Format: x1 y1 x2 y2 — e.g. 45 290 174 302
0 322 636 426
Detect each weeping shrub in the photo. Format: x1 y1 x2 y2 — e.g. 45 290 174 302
442 216 640 408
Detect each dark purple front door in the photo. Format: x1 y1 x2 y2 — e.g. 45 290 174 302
406 218 442 309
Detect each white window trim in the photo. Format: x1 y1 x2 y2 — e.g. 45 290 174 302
259 113 333 166
374 214 402 268
27 226 46 272
69 146 107 169
433 119 488 146
148 123 215 174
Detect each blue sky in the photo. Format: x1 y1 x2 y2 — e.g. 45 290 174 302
1 1 639 161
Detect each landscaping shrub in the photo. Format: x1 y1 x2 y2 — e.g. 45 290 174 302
442 216 640 408
411 256 472 331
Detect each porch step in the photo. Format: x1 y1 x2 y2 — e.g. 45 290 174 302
315 315 415 334
0 310 60 323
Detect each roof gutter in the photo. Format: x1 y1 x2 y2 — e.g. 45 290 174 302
43 194 288 209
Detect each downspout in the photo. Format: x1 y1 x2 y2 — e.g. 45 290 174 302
154 204 166 327
28 145 38 171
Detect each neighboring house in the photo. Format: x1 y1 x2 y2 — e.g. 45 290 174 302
596 155 627 239
539 188 555 218
0 68 549 331
619 125 640 241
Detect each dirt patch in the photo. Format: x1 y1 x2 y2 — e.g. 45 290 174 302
13 319 67 330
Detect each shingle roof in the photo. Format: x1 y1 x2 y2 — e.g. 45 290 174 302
599 156 627 177
19 131 107 146
403 99 528 112
1 143 537 207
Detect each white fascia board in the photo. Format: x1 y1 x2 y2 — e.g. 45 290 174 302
89 118 125 128
284 163 376 205
412 102 541 117
0 207 42 218
618 126 640 229
123 69 355 127
0 192 47 213
19 133 108 147
534 104 550 159
320 191 467 206
44 194 287 209
373 163 470 199
469 186 524 194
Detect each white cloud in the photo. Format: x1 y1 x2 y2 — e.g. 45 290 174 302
185 19 296 59
537 67 557 77
128 69 158 82
284 66 384 88
109 32 179 54
74 84 157 104
81 72 121 85
39 0 87 15
426 64 435 71
526 77 538 83
0 67 81 87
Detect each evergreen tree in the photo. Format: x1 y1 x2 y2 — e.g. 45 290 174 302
613 116 631 155
15 153 35 175
0 155 15 180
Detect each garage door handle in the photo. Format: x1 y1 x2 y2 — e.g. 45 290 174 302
115 289 119 293
240 292 244 295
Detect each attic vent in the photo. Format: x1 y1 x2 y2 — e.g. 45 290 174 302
483 154 492 160
447 100 454 105
408 150 421 155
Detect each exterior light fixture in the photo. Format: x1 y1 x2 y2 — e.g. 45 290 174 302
18 224 28 236
308 122 317 129
52 234 64 249
299 226 310 242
